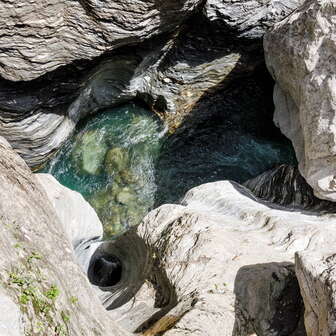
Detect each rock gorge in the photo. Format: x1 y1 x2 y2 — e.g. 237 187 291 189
1 0 336 336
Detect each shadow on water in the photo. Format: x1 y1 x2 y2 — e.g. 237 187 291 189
153 64 297 206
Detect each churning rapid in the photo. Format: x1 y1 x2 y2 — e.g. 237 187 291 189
42 103 296 237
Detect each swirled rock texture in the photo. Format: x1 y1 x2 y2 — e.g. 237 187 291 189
0 136 129 336
203 0 304 39
244 164 336 212
107 178 336 335
0 14 266 168
0 0 202 81
36 163 336 335
296 250 336 336
264 0 336 202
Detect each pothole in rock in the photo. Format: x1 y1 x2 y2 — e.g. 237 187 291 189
41 102 296 237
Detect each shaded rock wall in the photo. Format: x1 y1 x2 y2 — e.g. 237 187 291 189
244 164 336 212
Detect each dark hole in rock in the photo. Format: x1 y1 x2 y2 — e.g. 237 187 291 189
88 255 122 287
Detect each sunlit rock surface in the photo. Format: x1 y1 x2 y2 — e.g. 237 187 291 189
264 0 336 202
296 250 336 336
37 159 336 335
0 136 129 336
104 173 336 335
0 0 202 81
107 180 320 335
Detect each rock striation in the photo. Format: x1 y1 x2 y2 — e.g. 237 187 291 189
0 0 202 81
0 14 265 169
0 0 304 170
33 161 336 335
102 176 336 335
264 0 336 202
244 164 336 212
296 250 336 336
0 136 129 336
203 0 304 39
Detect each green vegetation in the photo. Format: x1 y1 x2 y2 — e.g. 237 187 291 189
5 247 71 336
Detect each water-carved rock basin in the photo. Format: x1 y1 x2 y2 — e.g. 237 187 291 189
42 103 296 237
43 104 164 237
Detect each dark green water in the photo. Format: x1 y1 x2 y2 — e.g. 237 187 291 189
42 103 296 237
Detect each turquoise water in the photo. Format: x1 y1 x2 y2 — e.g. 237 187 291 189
43 104 165 237
42 103 296 236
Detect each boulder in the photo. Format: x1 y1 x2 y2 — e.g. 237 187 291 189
264 0 336 202
0 0 202 81
0 136 129 336
105 177 336 335
72 129 109 175
295 250 336 336
105 147 129 176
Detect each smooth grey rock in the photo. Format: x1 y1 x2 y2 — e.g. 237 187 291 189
0 136 129 336
0 0 202 81
0 295 23 336
36 173 103 250
234 262 305 336
106 180 336 335
264 0 336 202
203 0 303 39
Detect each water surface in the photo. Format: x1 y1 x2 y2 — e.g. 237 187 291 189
43 103 296 236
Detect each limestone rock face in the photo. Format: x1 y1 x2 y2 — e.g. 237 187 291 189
35 173 103 250
295 250 336 336
105 178 336 335
203 0 303 39
264 0 336 202
0 136 129 336
0 0 202 81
